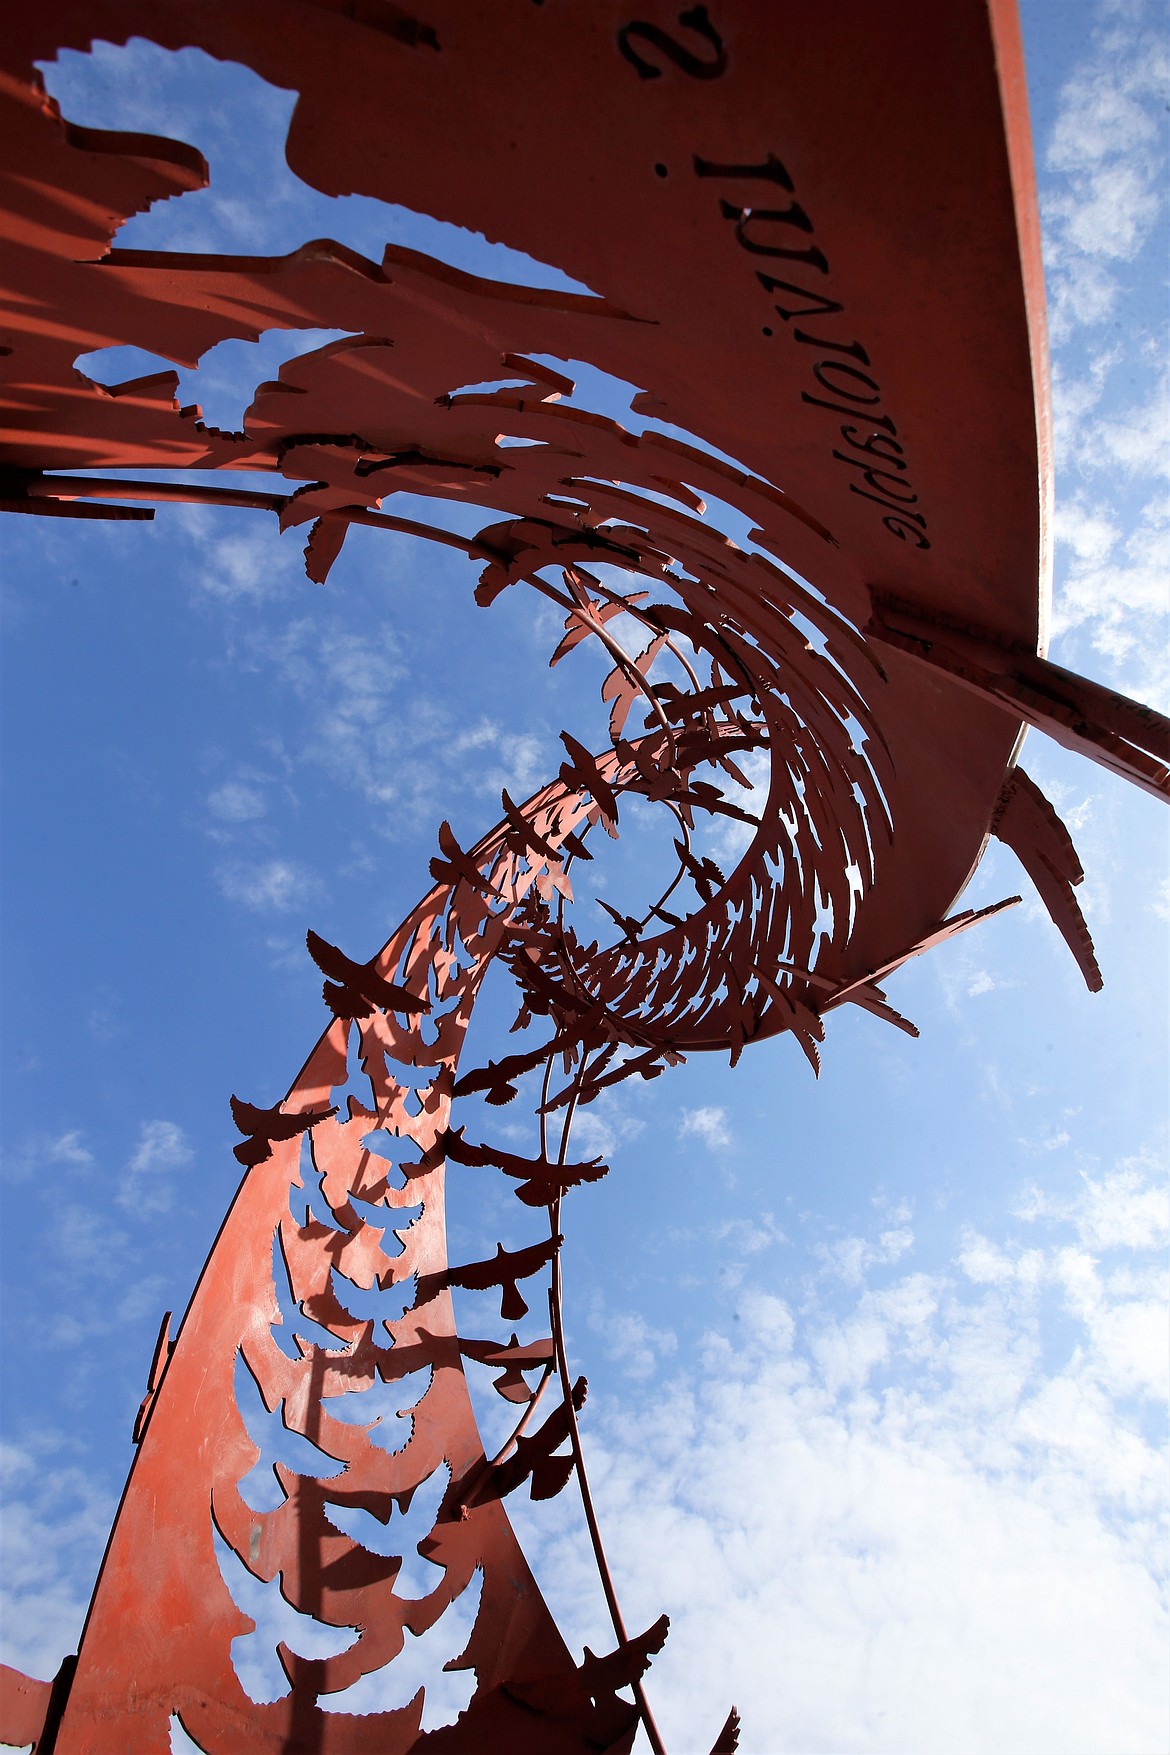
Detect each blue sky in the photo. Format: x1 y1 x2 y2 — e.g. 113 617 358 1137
1 5 1167 1751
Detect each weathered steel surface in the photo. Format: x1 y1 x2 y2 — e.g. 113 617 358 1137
2 1 1166 1749
51 780 664 1754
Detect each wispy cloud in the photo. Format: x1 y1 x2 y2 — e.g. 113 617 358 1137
1052 377 1170 657
520 1153 1169 1753
216 857 319 912
252 618 557 832
1052 482 1169 699
3 1123 184 1351
198 530 305 604
671 1212 786 1292
4 1129 94 1182
678 1105 732 1151
1042 14 1168 341
117 1120 194 1217
207 778 267 823
1040 8 1170 708
57 1205 131 1280
1014 1154 1170 1253
47 1272 170 1351
570 1099 645 1161
587 1295 678 1382
817 1225 916 1288
714 1212 785 1258
704 748 770 866
0 1434 119 1681
934 936 1020 1019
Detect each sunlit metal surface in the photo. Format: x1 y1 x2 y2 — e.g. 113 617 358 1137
1 2 1166 1749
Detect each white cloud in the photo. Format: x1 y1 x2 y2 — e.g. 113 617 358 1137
818 1225 915 1287
1059 562 1169 702
115 1273 172 1328
450 719 504 757
44 1268 170 1351
587 1297 678 1383
935 943 1019 1020
567 1109 617 1159
1038 11 1169 711
678 1105 732 1150
1020 1127 1072 1154
216 857 318 912
198 530 301 603
1048 251 1122 338
1052 380 1170 681
1015 1156 1170 1253
57 1205 130 1279
46 1130 92 1167
1047 52 1163 182
263 617 406 795
704 747 770 866
0 1436 118 1682
1049 159 1159 264
568 1098 645 1162
263 932 311 972
1050 350 1119 470
5 1129 94 1181
475 729 552 803
714 1212 785 1258
252 619 557 831
1095 376 1170 481
1053 498 1120 569
957 1230 1046 1293
515 1161 1169 1755
117 1120 194 1217
207 779 266 822
1041 15 1168 343
672 1213 787 1293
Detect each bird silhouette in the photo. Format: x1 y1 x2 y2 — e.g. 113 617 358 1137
597 898 643 944
306 929 429 1018
459 1333 555 1403
452 1042 554 1105
431 1125 609 1206
229 1095 337 1168
428 820 501 898
674 838 726 903
471 1375 586 1503
559 730 620 830
507 1608 669 1717
500 790 563 869
444 1234 562 1322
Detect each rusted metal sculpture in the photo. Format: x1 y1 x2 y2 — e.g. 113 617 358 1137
1 2 1167 1750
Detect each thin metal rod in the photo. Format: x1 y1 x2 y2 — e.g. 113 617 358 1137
528 572 678 753
460 1359 557 1510
481 779 668 1747
22 473 500 559
546 1066 668 1755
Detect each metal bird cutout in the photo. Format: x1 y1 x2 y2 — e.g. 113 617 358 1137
0 1 1167 1750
